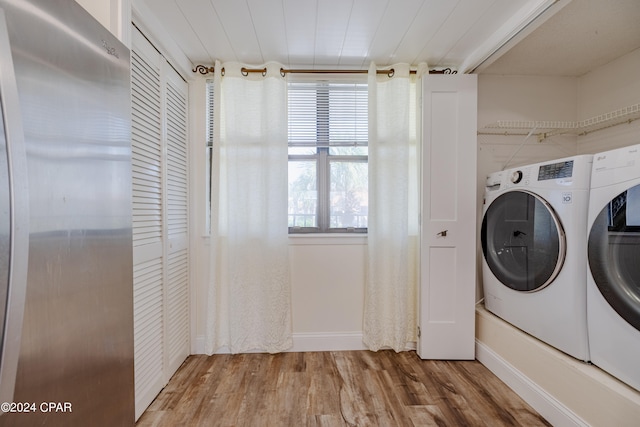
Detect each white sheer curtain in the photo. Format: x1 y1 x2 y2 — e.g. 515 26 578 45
205 61 292 354
364 62 426 351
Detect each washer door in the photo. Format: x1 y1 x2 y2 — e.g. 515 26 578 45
482 190 566 292
588 184 640 332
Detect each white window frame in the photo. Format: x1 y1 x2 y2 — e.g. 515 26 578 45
288 78 368 234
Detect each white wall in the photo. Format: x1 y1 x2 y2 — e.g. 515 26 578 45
191 235 367 353
288 236 367 351
477 74 579 173
577 47 640 154
191 236 368 354
578 48 640 119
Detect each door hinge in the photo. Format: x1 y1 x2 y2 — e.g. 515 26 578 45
417 326 421 338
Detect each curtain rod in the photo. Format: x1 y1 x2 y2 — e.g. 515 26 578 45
192 65 457 77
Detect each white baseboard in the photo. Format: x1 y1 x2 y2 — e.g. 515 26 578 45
192 332 368 354
289 332 368 352
476 339 588 427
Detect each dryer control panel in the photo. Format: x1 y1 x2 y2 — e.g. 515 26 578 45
591 144 640 189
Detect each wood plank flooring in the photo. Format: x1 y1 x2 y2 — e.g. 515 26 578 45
136 350 551 427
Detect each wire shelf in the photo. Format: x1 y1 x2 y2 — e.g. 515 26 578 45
479 103 640 139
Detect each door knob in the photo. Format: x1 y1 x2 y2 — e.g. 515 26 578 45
437 230 448 237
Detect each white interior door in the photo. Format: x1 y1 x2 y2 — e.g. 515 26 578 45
418 74 477 360
131 28 165 417
131 26 190 420
164 66 190 378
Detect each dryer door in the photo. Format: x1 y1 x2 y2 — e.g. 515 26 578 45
482 190 566 292
588 183 640 332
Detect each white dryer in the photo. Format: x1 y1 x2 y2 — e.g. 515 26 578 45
587 144 640 392
481 155 593 361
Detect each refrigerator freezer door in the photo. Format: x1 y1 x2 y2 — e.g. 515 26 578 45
0 7 29 408
0 1 134 426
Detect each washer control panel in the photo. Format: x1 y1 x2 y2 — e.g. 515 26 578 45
486 155 591 194
503 168 531 188
537 160 574 181
510 170 523 184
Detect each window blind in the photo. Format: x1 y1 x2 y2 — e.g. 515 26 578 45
206 79 215 147
287 82 368 147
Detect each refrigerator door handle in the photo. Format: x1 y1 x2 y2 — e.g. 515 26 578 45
0 7 30 407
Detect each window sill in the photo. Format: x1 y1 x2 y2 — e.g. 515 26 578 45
288 233 368 246
202 233 368 246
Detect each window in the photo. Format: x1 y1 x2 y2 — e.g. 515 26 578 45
288 80 368 233
206 79 214 233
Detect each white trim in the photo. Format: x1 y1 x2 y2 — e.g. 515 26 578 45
193 332 367 354
194 332 395 354
289 332 368 352
288 234 367 246
462 0 572 74
475 339 588 427
112 0 131 47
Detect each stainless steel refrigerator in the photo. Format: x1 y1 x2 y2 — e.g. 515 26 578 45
0 0 134 425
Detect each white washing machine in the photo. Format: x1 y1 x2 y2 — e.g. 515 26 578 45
587 144 640 392
481 155 593 361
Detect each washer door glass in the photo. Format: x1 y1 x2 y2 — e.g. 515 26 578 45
482 190 566 292
588 184 640 332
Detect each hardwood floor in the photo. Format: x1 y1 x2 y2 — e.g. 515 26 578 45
136 350 551 427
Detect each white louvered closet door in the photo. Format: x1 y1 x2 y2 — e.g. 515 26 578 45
164 67 190 377
131 26 190 420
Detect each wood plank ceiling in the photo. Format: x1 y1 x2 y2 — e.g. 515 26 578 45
136 0 559 72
